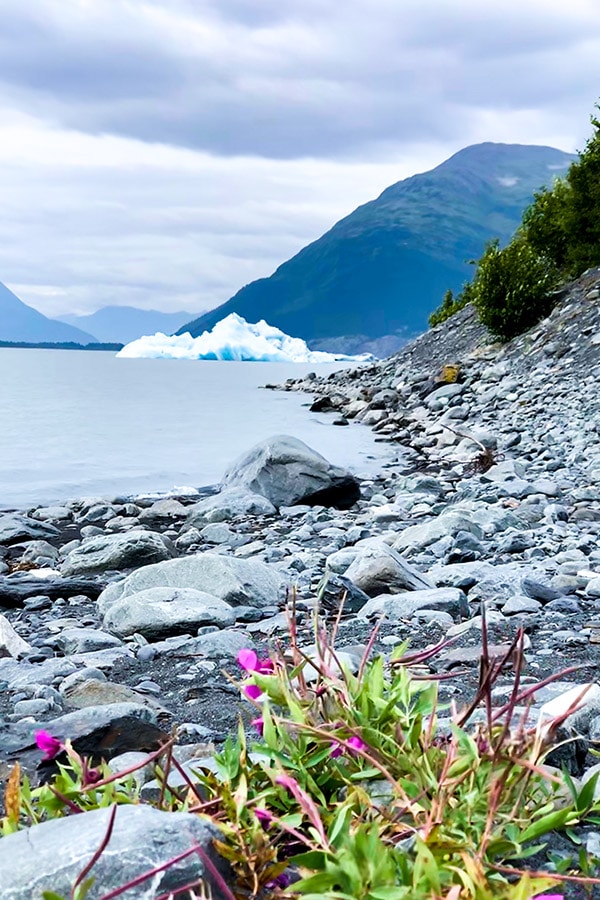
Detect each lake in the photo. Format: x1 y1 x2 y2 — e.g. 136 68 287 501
0 349 392 509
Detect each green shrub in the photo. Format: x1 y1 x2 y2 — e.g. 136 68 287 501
522 106 600 277
428 288 471 327
468 237 557 342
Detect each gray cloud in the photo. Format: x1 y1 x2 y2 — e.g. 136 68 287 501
0 0 598 318
0 1 598 159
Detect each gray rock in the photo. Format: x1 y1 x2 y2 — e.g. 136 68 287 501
200 522 237 544
61 677 167 711
54 627 124 655
159 628 253 660
12 697 54 717
222 434 361 509
358 587 469 622
98 553 286 614
186 487 276 526
0 615 31 658
61 530 175 576
0 805 225 900
17 540 60 566
0 655 77 689
0 574 103 608
0 514 59 546
138 498 188 525
343 542 432 597
501 594 543 615
30 505 72 522
521 575 562 603
103 587 236 639
393 511 483 554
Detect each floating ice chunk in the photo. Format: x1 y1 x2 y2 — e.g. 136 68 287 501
117 314 373 363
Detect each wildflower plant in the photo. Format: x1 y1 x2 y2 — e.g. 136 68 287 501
4 610 600 899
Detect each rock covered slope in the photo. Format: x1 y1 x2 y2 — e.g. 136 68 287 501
1 272 600 893
283 267 600 467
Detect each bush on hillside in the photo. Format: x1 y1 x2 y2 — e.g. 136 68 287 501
434 103 600 340
469 237 558 342
522 107 600 277
428 287 471 327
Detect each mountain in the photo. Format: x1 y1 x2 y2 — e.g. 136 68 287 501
0 283 97 344
59 307 197 344
179 143 575 353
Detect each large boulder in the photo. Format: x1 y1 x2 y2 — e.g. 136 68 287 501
103 586 236 639
222 434 361 509
0 805 225 900
61 530 175 576
98 553 287 615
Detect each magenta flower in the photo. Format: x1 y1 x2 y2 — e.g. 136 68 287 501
254 807 274 826
243 683 263 701
330 734 367 758
237 648 274 674
251 716 264 736
35 730 62 761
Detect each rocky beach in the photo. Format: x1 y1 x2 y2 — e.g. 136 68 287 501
1 269 600 897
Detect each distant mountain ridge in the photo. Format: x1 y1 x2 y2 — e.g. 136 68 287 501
59 306 196 344
0 283 97 344
179 143 575 353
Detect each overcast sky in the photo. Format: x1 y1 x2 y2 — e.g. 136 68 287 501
1 0 599 318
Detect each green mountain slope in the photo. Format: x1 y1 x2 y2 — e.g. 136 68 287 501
179 143 574 351
0 283 97 344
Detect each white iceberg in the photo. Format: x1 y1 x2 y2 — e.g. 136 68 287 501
117 313 373 363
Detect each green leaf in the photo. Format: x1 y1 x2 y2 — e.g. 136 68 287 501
577 771 599 812
520 807 572 842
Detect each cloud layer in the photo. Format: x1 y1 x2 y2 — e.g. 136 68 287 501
0 0 599 316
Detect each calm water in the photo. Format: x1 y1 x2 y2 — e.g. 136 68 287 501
0 349 391 509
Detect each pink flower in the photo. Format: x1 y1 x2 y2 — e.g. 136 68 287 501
244 683 263 701
35 730 62 761
254 807 273 827
330 735 367 758
237 648 274 674
347 736 366 754
276 773 300 792
251 716 264 736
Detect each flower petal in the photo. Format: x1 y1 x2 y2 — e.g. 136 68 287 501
237 648 259 672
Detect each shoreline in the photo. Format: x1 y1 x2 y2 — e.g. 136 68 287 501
1 282 600 895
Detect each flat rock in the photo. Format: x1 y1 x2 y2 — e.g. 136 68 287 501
222 434 361 509
0 514 59 546
61 530 175 576
98 553 287 614
393 511 483 554
186 487 277 525
62 677 168 712
0 805 225 900
0 574 103 608
103 586 236 639
357 587 469 622
54 627 124 655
